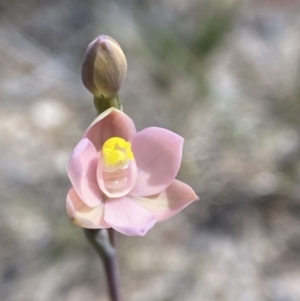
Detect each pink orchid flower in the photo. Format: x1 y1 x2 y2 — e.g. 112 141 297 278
66 108 198 236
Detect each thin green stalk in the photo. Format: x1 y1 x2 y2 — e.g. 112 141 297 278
84 229 122 301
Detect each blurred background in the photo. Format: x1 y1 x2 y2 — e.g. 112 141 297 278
1 0 300 300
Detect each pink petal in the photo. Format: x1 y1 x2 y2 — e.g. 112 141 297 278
104 197 156 236
67 138 103 207
97 158 137 198
83 108 136 151
131 180 199 222
66 188 110 229
130 127 183 196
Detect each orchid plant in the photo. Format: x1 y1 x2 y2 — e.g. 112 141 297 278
67 35 198 301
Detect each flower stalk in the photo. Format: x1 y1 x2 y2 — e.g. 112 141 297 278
94 95 122 115
84 228 122 301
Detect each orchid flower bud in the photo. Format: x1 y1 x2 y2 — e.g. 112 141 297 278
81 35 127 98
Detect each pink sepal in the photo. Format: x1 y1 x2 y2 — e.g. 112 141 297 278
66 188 110 229
104 196 156 236
130 127 183 196
83 108 136 151
132 180 199 222
67 138 103 207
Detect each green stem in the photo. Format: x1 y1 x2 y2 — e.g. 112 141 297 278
84 229 122 301
108 228 116 247
94 94 121 114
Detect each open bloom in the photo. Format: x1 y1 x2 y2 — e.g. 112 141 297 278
67 108 198 236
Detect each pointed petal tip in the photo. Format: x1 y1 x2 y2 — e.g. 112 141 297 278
131 180 199 222
111 218 156 236
190 190 200 203
84 107 133 134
